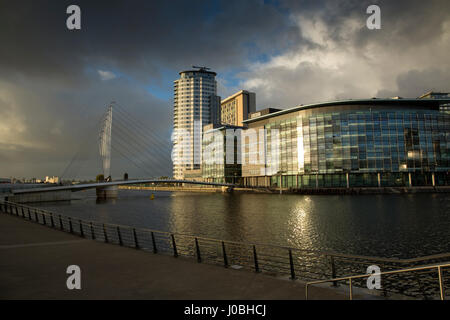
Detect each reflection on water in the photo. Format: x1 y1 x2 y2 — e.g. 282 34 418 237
35 190 450 258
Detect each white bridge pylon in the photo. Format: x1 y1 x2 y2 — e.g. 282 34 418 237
98 104 113 181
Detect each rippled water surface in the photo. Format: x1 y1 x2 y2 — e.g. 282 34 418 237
35 190 450 259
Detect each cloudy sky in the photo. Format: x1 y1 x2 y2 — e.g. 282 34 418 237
1 0 449 180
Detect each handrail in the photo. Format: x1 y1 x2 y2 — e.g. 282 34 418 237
305 263 450 300
1 200 449 265
2 199 450 299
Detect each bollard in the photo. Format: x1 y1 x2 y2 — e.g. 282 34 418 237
151 232 157 253
90 222 95 240
222 241 229 268
171 234 178 257
253 245 260 273
117 226 123 246
133 228 139 249
195 238 201 263
103 224 109 243
79 220 84 237
289 249 296 280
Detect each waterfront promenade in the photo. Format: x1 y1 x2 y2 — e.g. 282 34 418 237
0 213 351 300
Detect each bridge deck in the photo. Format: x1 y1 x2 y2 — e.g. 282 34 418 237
12 179 235 194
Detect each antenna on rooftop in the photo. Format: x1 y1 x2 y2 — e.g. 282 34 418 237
192 66 211 72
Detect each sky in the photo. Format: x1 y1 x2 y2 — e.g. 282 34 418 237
1 0 449 180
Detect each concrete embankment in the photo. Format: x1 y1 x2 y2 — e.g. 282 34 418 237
0 213 354 300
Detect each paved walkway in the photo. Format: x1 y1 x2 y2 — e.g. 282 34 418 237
0 213 353 300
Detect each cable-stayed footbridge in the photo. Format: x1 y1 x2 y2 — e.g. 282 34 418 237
7 103 235 203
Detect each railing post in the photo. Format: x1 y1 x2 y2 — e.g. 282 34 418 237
28 208 31 220
50 213 55 228
133 228 139 249
171 234 178 257
195 238 201 263
15 205 18 216
151 232 157 253
222 241 228 267
21 207 25 218
438 266 445 300
103 224 109 243
34 209 38 222
305 284 309 300
117 226 123 246
289 249 296 280
253 245 260 273
42 213 46 225
349 278 353 300
69 217 73 233
90 222 95 240
79 220 84 237
330 256 337 287
59 215 63 230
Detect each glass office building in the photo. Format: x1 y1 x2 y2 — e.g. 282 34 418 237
202 124 243 184
241 99 450 188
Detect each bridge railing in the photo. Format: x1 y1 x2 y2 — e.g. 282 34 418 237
1 200 449 299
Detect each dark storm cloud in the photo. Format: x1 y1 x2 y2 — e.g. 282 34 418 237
0 0 295 82
0 0 297 178
0 0 449 178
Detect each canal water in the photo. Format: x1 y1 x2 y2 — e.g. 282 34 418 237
35 190 450 259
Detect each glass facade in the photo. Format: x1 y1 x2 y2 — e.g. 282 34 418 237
202 126 242 184
242 102 450 188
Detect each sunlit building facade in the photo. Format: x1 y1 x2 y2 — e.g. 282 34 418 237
221 90 256 127
201 123 244 184
172 68 221 179
241 99 450 188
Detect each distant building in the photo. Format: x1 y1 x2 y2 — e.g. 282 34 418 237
172 67 221 179
0 178 10 184
45 176 59 184
221 90 256 127
418 91 450 99
249 108 282 119
419 91 450 113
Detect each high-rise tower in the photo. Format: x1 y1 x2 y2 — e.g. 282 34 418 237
172 67 221 179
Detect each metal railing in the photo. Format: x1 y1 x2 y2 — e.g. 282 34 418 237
1 200 449 299
306 263 450 300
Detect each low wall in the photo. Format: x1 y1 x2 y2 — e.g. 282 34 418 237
8 190 72 203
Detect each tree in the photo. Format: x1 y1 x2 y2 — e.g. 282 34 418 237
124 173 129 181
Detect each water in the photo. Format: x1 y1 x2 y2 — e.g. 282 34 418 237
35 190 450 259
